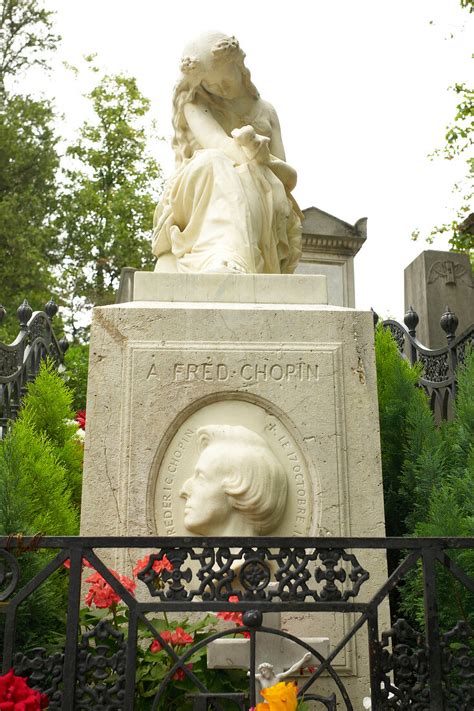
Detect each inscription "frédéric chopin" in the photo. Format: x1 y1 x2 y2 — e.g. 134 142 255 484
173 362 319 383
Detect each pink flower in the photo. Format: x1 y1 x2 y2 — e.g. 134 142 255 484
217 595 250 638
0 669 48 710
133 554 173 578
84 570 136 609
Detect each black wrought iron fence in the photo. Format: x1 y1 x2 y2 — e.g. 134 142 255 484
0 299 68 437
377 307 474 422
0 536 472 710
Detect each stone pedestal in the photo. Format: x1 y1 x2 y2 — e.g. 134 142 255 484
404 250 474 348
81 272 387 707
296 206 367 307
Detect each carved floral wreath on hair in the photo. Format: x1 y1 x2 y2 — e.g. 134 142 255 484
180 56 199 74
180 35 241 75
212 35 240 58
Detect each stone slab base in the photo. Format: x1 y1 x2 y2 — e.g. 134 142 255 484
133 271 328 304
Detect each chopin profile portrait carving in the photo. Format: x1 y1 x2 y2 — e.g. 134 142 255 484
179 425 288 536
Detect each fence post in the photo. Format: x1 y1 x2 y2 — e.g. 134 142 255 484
367 608 383 708
422 546 444 711
404 306 419 365
440 307 459 401
61 547 82 710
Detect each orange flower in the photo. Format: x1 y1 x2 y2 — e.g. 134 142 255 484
254 681 298 710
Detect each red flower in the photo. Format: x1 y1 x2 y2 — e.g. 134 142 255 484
84 570 136 609
0 669 48 710
63 557 93 570
171 627 193 646
172 663 193 681
149 626 193 653
75 410 86 430
133 554 173 578
217 595 250 638
150 630 173 653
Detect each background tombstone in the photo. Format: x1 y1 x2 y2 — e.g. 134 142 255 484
404 249 474 348
295 206 367 307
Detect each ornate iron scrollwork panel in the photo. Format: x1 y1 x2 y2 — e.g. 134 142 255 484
138 545 369 602
75 619 126 709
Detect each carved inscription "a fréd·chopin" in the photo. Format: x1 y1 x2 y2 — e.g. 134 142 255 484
171 361 319 383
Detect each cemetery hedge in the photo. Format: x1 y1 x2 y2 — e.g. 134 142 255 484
375 325 474 630
0 360 83 649
64 342 90 412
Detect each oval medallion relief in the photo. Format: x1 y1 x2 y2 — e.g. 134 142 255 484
151 400 316 537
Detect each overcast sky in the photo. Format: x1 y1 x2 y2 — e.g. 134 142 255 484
24 0 473 319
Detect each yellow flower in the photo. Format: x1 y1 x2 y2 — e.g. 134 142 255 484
254 681 298 710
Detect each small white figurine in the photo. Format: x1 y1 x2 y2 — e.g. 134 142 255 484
254 652 312 697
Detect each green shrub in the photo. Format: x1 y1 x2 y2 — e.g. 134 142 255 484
0 359 83 649
376 327 473 631
399 350 474 631
63 342 89 412
375 324 433 537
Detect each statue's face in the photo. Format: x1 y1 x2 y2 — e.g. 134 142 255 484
179 446 233 535
201 61 244 99
261 667 273 679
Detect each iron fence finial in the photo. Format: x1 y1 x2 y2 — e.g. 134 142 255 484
440 306 459 342
44 299 58 321
404 306 419 337
17 299 32 329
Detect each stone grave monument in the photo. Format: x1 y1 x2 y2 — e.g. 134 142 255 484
404 249 474 348
296 207 367 307
81 31 388 707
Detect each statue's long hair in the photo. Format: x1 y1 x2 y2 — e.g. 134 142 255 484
171 40 259 166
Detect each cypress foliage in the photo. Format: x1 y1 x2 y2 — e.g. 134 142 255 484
400 351 474 630
375 324 433 537
63 343 89 412
376 327 473 631
0 360 83 649
16 359 83 510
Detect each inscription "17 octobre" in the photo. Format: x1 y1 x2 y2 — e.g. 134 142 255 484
172 361 319 383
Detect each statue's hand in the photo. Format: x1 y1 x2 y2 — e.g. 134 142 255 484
231 126 270 164
302 652 312 664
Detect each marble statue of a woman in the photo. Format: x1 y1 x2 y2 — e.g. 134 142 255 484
152 31 302 274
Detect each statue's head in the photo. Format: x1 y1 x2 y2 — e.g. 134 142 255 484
172 32 259 162
258 662 275 679
179 425 288 536
179 32 257 98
